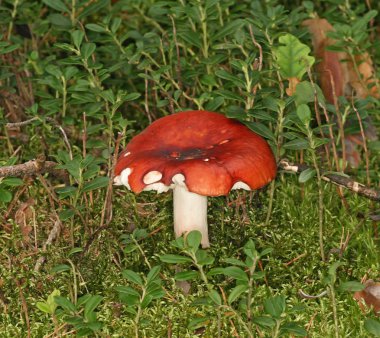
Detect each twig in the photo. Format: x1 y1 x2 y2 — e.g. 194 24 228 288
34 218 62 272
6 116 73 160
298 289 328 299
15 279 31 338
279 159 380 201
0 155 66 180
284 252 307 267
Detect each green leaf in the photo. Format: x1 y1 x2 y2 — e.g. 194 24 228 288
36 302 53 314
223 258 247 268
174 271 199 281
51 264 71 273
205 97 224 111
68 247 83 256
299 168 316 183
283 138 309 150
259 248 273 257
178 31 202 49
84 295 102 320
160 254 192 264
245 121 275 142
364 319 380 337
58 209 75 220
296 104 311 124
124 93 141 101
243 239 258 259
81 43 96 60
228 284 248 304
0 44 20 55
207 267 226 276
77 0 108 19
186 230 202 250
280 322 308 336
2 178 23 186
216 89 245 102
0 188 12 202
43 0 69 13
188 317 210 330
141 294 154 308
264 295 286 318
122 270 143 286
48 14 71 28
339 281 365 292
111 18 122 33
212 19 245 41
82 177 109 192
274 34 315 80
46 289 61 313
115 285 140 297
327 261 344 285
215 69 245 88
54 296 76 313
201 74 218 87
223 267 248 282
252 316 276 328
146 266 161 284
85 24 107 33
208 290 221 305
294 81 325 106
71 30 84 50
45 65 62 78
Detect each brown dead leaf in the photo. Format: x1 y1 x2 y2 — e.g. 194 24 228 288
353 280 380 315
348 53 380 99
303 17 379 168
14 198 35 246
302 18 349 104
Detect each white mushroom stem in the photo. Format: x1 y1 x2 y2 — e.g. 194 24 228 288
173 185 209 248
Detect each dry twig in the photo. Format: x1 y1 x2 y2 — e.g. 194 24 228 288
280 159 380 202
0 155 66 180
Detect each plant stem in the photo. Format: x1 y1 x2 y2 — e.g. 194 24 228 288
7 0 19 40
134 287 146 338
329 285 340 338
60 76 67 118
71 0 76 26
265 104 284 226
309 130 325 261
132 236 151 269
198 4 211 74
247 258 258 325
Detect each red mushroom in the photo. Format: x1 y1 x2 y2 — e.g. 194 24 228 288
114 110 277 247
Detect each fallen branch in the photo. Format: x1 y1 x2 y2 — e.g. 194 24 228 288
279 159 380 202
6 116 73 160
0 155 66 180
34 218 62 272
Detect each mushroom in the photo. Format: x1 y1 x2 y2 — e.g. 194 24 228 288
114 110 277 247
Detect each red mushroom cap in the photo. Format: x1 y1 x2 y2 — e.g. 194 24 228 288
115 110 277 196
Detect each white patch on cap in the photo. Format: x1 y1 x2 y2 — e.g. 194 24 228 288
172 173 187 189
231 181 251 191
143 170 162 184
123 152 131 157
120 168 132 189
143 182 171 194
219 139 230 145
113 175 122 186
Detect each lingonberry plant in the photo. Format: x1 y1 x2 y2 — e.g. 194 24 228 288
0 0 379 337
